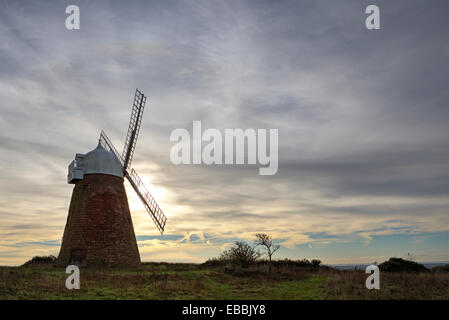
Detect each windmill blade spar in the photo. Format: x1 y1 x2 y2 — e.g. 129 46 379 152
126 168 167 234
122 89 146 170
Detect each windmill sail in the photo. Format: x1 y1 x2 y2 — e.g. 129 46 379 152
126 168 167 234
100 91 167 235
122 89 146 170
99 130 124 166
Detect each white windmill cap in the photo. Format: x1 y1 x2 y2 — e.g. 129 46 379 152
83 142 123 178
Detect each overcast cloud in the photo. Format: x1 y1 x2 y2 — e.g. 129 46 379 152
0 0 448 265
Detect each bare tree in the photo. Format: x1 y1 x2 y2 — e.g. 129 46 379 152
254 233 280 273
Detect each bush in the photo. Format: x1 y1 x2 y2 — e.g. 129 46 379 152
202 257 331 272
220 241 261 268
379 258 429 273
22 255 57 267
432 264 449 273
311 259 322 267
202 257 224 267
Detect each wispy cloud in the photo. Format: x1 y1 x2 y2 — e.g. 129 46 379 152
0 0 448 265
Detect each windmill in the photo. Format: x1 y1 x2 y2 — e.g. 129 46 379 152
57 89 167 267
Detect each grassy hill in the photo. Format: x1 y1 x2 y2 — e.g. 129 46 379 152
0 262 448 299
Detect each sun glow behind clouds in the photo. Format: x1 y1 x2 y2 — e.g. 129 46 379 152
124 169 186 236
0 0 448 266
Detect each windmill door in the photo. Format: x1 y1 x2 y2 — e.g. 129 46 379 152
70 249 87 267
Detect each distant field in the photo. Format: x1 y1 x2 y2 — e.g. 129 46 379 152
0 263 448 300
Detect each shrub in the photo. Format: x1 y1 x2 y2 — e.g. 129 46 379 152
432 264 449 273
202 257 224 267
311 259 322 267
202 256 332 273
379 257 429 273
220 241 261 268
22 255 57 267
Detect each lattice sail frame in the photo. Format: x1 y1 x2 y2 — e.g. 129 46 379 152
100 130 124 166
126 169 167 234
97 89 167 234
122 89 146 171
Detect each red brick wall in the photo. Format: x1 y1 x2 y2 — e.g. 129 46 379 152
57 174 141 267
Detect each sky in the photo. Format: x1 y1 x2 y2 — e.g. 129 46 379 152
0 0 448 266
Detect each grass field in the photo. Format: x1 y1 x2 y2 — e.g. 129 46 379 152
0 263 448 300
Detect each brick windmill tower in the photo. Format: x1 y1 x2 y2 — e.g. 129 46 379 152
57 89 167 267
